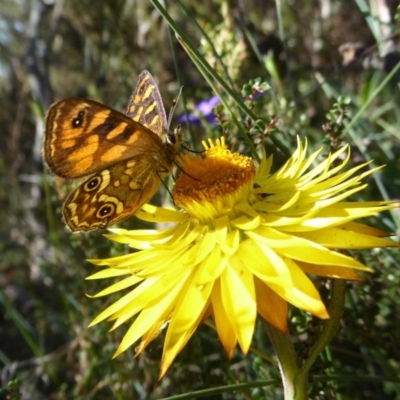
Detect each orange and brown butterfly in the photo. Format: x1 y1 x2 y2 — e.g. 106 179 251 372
43 70 182 232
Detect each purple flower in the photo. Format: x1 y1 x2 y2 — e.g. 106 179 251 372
179 95 220 126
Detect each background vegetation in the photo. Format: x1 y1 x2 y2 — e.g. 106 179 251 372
1 0 400 399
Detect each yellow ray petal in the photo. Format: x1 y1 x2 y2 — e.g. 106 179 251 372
254 277 288 332
88 277 159 326
342 221 396 237
113 275 189 357
231 214 262 230
298 261 363 280
211 279 237 357
266 257 329 318
111 268 192 328
180 229 216 266
161 278 213 377
137 203 186 223
295 227 399 249
220 230 240 257
105 225 183 247
86 268 131 280
220 256 257 353
246 227 371 270
196 245 229 285
89 275 143 297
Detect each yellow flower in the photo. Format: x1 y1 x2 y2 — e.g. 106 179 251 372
87 137 399 377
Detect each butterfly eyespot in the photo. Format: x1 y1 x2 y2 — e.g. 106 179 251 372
97 204 115 219
84 176 101 192
72 110 85 128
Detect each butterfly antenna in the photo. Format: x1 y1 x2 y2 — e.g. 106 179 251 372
167 85 184 130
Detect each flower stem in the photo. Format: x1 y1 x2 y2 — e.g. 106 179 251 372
263 321 306 399
299 279 346 377
264 279 347 399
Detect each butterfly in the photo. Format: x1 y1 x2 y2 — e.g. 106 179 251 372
43 70 182 232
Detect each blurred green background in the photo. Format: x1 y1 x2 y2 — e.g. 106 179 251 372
1 1 400 399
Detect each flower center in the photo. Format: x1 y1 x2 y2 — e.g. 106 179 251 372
173 138 256 220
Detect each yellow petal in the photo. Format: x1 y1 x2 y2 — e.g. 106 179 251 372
113 274 189 357
220 256 256 353
298 146 349 184
342 221 396 237
196 245 229 285
89 250 160 270
135 319 168 356
232 214 261 230
267 257 330 318
238 239 329 318
253 191 301 213
151 223 201 250
105 225 183 247
214 215 228 243
180 229 216 266
137 203 186 223
291 202 396 231
295 227 399 249
298 261 363 280
88 277 158 326
220 230 240 257
112 269 191 329
161 277 213 377
211 279 237 357
254 277 288 332
86 268 131 280
88 252 148 267
246 227 371 270
89 275 142 297
136 248 188 277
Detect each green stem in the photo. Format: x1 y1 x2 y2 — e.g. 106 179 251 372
264 321 306 399
299 280 346 378
265 279 346 399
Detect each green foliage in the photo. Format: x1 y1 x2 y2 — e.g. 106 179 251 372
1 0 400 398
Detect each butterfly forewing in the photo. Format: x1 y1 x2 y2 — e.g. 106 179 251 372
125 70 168 136
44 98 164 179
